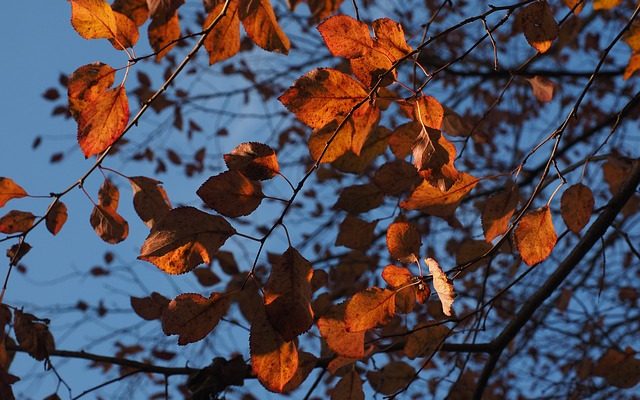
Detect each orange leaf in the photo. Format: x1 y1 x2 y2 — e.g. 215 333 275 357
372 18 412 60
239 0 290 54
109 11 139 49
366 361 415 395
318 15 373 59
282 351 317 392
130 292 169 321
344 287 395 332
250 313 299 393
138 207 235 274
332 126 391 174
527 76 555 102
0 178 28 208
516 1 558 53
0 211 35 234
69 0 117 40
386 218 421 263
279 68 368 129
89 205 129 244
129 176 171 228
196 170 263 217
425 257 455 316
335 183 384 214
330 370 364 400
45 202 68 236
373 160 421 196
350 42 395 87
264 247 314 341
67 62 116 120
161 292 230 345
388 121 421 159
413 95 444 130
317 303 365 358
97 178 119 209
223 142 280 180
624 53 640 80
562 0 584 14
593 0 622 10
412 128 459 190
335 215 377 251
112 0 149 26
308 120 353 163
560 183 594 234
203 0 240 65
481 182 519 242
77 86 129 158
381 265 412 288
148 12 180 61
350 102 380 155
514 206 557 266
401 173 478 217
404 323 449 359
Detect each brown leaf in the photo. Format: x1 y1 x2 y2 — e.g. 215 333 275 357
194 267 221 287
67 62 116 120
69 0 117 40
386 218 421 263
45 201 68 236
129 176 171 228
89 205 129 244
401 173 478 217
147 0 184 24
203 0 241 65
112 0 149 26
6 242 31 266
367 361 415 395
335 184 384 214
412 128 459 190
331 370 364 400
282 351 317 392
372 18 412 60
403 323 449 359
97 179 119 209
307 0 344 22
335 215 377 251
110 11 139 49
413 95 444 130
560 183 594 234
350 42 395 87
148 12 180 61
425 257 455 316
130 292 170 320
381 265 412 288
77 86 129 157
279 68 367 129
264 247 314 341
344 287 395 332
0 211 35 234
373 160 421 196
318 303 365 358
138 206 235 274
514 206 557 266
239 0 290 54
527 76 555 102
197 170 264 217
161 292 230 345
517 1 558 53
0 178 28 208
224 142 280 180
388 121 421 159
594 348 640 388
318 15 373 59
332 126 391 174
482 182 520 242
13 310 55 361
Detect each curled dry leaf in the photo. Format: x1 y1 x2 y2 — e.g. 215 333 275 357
425 257 455 317
344 287 396 332
481 182 520 242
514 206 557 266
239 0 290 54
139 206 235 274
318 15 373 59
130 292 170 320
560 183 594 234
386 218 421 263
6 242 32 266
223 142 280 180
14 310 55 361
0 178 28 208
516 1 559 53
161 292 230 345
317 303 365 358
69 0 117 40
197 170 263 217
129 176 171 228
89 205 129 244
263 247 314 341
331 370 364 400
203 0 240 65
0 211 35 234
45 201 68 236
366 361 415 395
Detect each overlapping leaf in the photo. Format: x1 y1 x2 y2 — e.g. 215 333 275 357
203 0 240 65
129 176 171 228
77 86 129 157
148 12 180 61
344 287 396 332
69 0 118 40
318 15 373 58
386 218 421 263
514 206 557 266
130 292 170 320
224 142 280 180
317 303 365 358
239 0 290 54
425 257 455 316
197 170 263 217
401 173 478 217
67 62 116 120
161 292 230 345
516 1 558 53
481 182 519 242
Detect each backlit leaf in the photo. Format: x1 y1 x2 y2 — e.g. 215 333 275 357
89 205 129 244
129 176 171 228
224 142 280 180
264 247 314 341
372 18 412 60
560 183 594 234
412 128 459 190
139 206 235 274
517 1 558 53
335 215 376 251
335 184 384 214
197 170 263 217
239 0 290 54
386 218 421 263
0 211 35 234
374 160 421 196
282 352 317 392
401 173 478 217
413 95 444 130
593 0 622 10
77 86 129 157
317 303 365 358
130 292 169 320
0 178 28 208
161 292 230 345
381 265 412 288
112 0 149 26
148 12 180 61
203 0 240 65
331 370 364 400
624 53 640 80
69 0 117 40
367 361 415 395
46 201 68 236
482 182 519 242
514 206 557 266
563 0 584 14
350 41 395 87
110 11 139 49
345 287 395 332
527 76 555 102
332 126 391 174
67 62 116 120
388 121 421 159
404 323 449 359
425 257 455 316
318 15 373 59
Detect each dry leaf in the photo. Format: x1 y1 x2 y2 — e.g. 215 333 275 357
0 178 28 208
482 182 519 242
203 0 240 65
425 257 455 316
318 15 373 59
69 0 117 40
161 292 230 345
593 0 622 10
318 303 365 358
239 0 290 54
0 211 35 234
46 201 68 236
344 287 396 332
89 205 129 244
401 173 478 217
112 0 149 26
335 215 377 251
148 12 180 61
77 86 129 157
14 310 55 361
67 62 116 120
386 218 421 263
527 76 555 102
197 170 263 217
404 323 449 359
366 361 415 395
514 206 557 266
129 176 171 228
331 370 364 400
335 184 384 214
517 1 559 53
223 142 280 180
373 160 421 196
110 11 139 49
130 292 170 320
372 18 412 60
560 183 594 234
6 242 31 266
97 179 119 209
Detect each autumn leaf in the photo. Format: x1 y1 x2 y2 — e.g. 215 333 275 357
332 126 391 174
67 62 116 120
527 76 555 102
263 247 314 341
89 205 129 244
6 242 32 266
282 352 317 392
279 68 368 129
381 265 412 288
97 179 119 209
404 323 449 359
45 201 68 236
148 12 180 61
516 1 559 53
318 15 373 59
0 211 35 234
563 0 584 14
514 206 557 266
374 160 421 196
367 361 415 395
239 0 290 54
317 303 365 358
386 218 421 263
388 121 421 159
335 215 377 251
129 176 171 228
593 0 622 10
161 292 230 345
412 95 444 130
372 18 412 60
344 287 396 332
0 178 28 208
111 0 149 26
146 0 184 24
138 206 235 274
130 292 170 320
69 0 117 40
224 142 280 180
482 182 519 242
193 267 221 286
196 170 264 217
425 257 455 316
412 128 459 190
203 0 240 65
109 11 139 49
77 86 129 157
593 348 640 388
623 53 640 80
350 42 395 87
331 370 364 400
335 183 384 214
401 173 478 217
560 183 594 234
14 310 55 361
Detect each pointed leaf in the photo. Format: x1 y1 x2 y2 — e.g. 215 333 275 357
89 205 129 244
161 292 230 345
560 183 594 234
46 201 68 236
196 170 263 217
425 257 455 316
403 323 449 359
367 361 415 395
482 182 519 242
372 18 412 60
77 86 129 157
345 287 395 332
239 0 290 54
318 303 365 358
0 211 35 234
14 310 55 361
148 12 180 61
331 370 364 400
223 142 280 180
110 11 139 49
129 176 171 228
138 206 235 274
69 0 117 40
401 173 478 217
517 1 558 53
203 0 240 65
0 178 28 208
318 15 373 58
514 206 557 266
335 215 376 251
130 292 170 320
67 62 116 120
386 218 421 263
335 184 384 214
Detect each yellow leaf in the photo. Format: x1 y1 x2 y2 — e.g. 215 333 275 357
514 206 557 266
